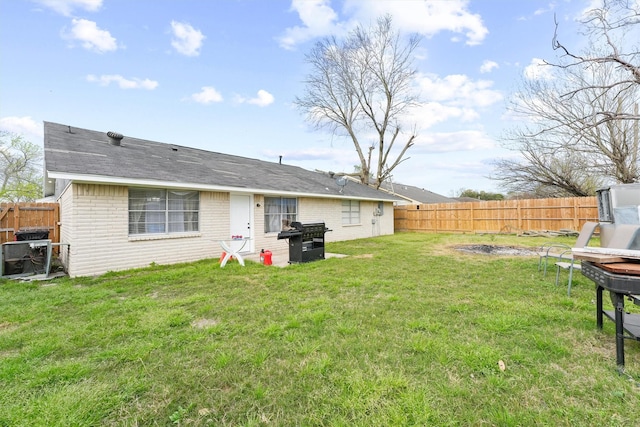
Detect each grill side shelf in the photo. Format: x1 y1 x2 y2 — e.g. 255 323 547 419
581 261 640 294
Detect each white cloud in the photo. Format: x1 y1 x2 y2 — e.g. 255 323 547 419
416 73 503 108
534 3 556 16
279 0 489 49
0 116 43 142
480 60 499 73
34 0 102 16
413 130 496 153
190 86 223 104
86 74 158 90
346 0 489 45
64 18 117 53
235 90 275 107
247 90 275 107
407 102 479 130
278 0 350 50
523 57 554 80
170 21 205 56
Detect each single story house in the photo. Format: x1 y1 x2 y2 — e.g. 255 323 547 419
43 122 401 277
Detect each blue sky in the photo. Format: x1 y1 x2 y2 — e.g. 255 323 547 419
0 0 594 197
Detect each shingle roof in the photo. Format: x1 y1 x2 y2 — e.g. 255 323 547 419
43 122 400 201
379 181 455 204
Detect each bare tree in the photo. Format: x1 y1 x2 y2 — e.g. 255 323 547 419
0 131 43 202
493 1 640 197
550 0 640 125
295 15 420 188
494 60 639 197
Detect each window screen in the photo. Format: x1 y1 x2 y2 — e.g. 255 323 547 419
129 188 199 235
264 197 297 233
342 200 360 224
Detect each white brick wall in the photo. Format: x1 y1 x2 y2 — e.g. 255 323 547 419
60 184 394 276
62 184 231 277
297 197 394 241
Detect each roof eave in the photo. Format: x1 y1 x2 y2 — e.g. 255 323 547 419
46 171 401 202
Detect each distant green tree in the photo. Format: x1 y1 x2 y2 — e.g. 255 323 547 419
0 131 43 202
458 189 504 201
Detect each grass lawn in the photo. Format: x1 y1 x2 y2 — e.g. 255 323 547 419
1 232 638 426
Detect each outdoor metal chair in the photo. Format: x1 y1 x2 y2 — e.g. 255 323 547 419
538 243 572 276
551 222 599 296
554 249 582 296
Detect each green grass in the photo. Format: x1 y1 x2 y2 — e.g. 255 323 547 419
1 232 638 426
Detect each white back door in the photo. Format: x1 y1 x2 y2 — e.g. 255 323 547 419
229 194 252 253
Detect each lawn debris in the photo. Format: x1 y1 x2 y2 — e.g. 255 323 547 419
519 229 580 237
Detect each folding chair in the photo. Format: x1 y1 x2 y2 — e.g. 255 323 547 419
538 243 571 276
553 222 599 296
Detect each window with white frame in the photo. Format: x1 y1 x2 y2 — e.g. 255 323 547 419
342 200 360 224
264 197 297 233
128 188 199 235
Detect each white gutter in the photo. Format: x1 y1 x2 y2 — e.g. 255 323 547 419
45 171 400 202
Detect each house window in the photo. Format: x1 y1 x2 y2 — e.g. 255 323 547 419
264 197 297 233
342 200 360 224
128 188 199 235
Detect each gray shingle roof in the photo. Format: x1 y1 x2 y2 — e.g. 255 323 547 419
43 121 400 201
379 181 455 204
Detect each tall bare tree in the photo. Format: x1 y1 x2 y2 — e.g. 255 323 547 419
551 0 640 125
494 62 639 197
294 15 420 188
0 131 43 202
493 0 640 197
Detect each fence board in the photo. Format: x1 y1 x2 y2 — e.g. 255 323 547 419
394 197 598 234
0 203 60 244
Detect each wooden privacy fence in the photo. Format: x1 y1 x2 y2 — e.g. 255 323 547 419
0 203 60 244
394 197 598 234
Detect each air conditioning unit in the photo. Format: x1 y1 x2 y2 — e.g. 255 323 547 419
1 240 52 277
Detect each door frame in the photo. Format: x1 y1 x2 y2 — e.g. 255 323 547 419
229 193 254 253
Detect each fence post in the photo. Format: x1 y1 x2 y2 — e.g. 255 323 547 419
434 204 438 233
517 200 522 232
470 202 475 233
53 203 60 241
13 204 19 235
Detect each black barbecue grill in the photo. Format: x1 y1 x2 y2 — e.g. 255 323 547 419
277 221 330 263
579 183 640 369
582 261 640 369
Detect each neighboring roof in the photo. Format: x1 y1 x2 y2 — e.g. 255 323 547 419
379 181 455 204
43 122 400 202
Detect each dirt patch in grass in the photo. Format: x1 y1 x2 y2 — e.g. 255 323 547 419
454 244 538 256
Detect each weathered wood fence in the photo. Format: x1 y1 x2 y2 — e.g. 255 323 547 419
0 203 60 244
394 197 598 234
